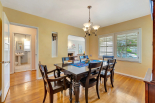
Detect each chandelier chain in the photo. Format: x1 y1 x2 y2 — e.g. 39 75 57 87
89 7 90 22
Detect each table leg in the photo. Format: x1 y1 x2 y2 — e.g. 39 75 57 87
74 82 80 103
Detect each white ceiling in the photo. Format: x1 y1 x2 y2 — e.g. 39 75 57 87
1 0 151 28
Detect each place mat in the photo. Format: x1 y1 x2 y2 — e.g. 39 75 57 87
71 60 104 68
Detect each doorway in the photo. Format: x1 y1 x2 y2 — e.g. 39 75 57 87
10 23 39 86
14 33 32 72
68 35 86 56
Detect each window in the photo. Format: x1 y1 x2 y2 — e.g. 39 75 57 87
24 40 30 51
98 34 114 57
98 29 141 62
52 32 58 57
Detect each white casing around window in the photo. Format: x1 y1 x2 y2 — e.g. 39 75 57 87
98 33 114 58
98 28 142 63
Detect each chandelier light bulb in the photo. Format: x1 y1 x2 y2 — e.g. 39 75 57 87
93 25 100 30
83 23 91 28
83 27 87 31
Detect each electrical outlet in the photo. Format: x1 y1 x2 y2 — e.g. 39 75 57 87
90 54 92 57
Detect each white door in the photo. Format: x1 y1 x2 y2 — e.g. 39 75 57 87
1 12 10 102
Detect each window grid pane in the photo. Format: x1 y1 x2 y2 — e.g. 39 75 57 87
117 32 138 59
99 36 113 56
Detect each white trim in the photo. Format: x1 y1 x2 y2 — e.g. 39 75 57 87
10 22 39 80
37 72 64 79
98 28 142 63
51 32 58 58
38 74 54 79
14 69 33 73
114 28 141 63
115 72 144 80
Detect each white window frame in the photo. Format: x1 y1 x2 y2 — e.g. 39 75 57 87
98 28 142 63
98 33 114 58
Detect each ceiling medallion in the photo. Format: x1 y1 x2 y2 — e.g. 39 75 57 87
83 6 100 37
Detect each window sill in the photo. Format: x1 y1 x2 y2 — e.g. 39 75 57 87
115 59 141 63
98 56 141 63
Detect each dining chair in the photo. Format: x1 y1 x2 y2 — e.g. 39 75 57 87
100 59 116 92
79 55 88 62
103 55 114 61
80 62 103 103
39 63 73 103
62 57 74 64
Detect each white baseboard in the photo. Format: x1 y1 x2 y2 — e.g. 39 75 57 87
10 72 14 74
37 72 64 79
115 72 144 80
15 69 32 73
37 74 54 79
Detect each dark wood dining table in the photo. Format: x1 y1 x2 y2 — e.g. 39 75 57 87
54 60 109 103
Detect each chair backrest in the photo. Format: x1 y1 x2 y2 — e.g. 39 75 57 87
62 57 74 64
103 59 116 76
86 62 103 85
39 63 53 91
107 59 116 71
103 55 114 61
79 55 88 62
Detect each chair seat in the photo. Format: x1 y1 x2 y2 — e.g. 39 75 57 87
100 70 111 77
80 77 97 87
47 79 70 93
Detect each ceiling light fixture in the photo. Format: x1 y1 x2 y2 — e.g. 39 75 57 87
83 6 100 37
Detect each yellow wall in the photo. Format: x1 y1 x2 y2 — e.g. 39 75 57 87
3 7 89 78
1 6 152 79
0 1 3 93
89 15 153 78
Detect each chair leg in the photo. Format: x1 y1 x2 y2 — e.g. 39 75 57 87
43 88 47 103
85 88 88 103
110 72 114 87
49 93 53 103
96 82 100 99
74 87 75 95
69 79 72 103
104 78 107 92
113 71 114 82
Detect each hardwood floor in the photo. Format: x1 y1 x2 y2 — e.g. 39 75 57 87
10 70 36 86
5 71 145 103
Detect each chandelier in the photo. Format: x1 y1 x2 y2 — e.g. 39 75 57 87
83 6 100 37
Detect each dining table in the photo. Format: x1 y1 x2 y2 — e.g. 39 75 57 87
54 60 110 103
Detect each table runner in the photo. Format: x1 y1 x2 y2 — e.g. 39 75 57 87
71 60 104 68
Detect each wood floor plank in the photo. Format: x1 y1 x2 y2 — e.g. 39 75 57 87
4 71 145 103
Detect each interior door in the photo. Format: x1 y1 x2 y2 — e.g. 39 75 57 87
1 12 10 102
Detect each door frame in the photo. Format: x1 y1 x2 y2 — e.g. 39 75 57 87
10 22 39 79
12 33 32 73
